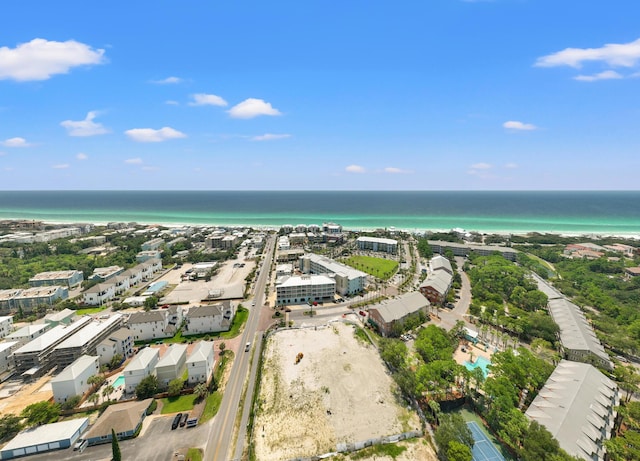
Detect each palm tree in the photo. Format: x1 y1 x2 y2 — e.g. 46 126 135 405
194 383 208 401
88 393 100 407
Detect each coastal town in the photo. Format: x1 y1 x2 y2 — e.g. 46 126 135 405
0 219 638 461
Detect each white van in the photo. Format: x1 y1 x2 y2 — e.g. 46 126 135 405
245 342 251 352
74 439 88 453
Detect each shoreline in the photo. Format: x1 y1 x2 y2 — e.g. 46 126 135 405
4 216 640 240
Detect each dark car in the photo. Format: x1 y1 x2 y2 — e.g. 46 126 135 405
179 413 189 427
359 310 367 316
171 413 183 430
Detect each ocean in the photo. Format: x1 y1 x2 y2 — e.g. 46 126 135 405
0 191 639 236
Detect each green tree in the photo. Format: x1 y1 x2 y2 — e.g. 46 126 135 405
87 374 106 391
167 378 184 397
219 341 226 355
446 440 472 461
379 338 408 370
135 374 159 399
0 414 23 441
21 401 60 427
111 428 121 461
102 384 115 402
521 421 560 461
109 353 123 370
194 383 208 401
434 413 474 461
144 295 158 311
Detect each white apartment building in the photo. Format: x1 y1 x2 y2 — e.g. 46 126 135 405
186 341 215 385
276 275 336 306
155 344 187 388
126 310 173 341
82 282 116 306
0 315 13 339
141 237 164 251
97 328 134 366
139 258 162 280
112 274 131 295
50 355 100 404
299 253 367 296
0 341 18 374
121 267 143 287
123 347 159 394
136 250 162 263
89 266 124 282
356 236 398 254
183 302 235 335
5 323 49 346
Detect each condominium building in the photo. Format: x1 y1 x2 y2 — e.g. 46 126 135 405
299 253 367 296
51 355 100 404
141 238 164 251
368 292 430 337
428 240 518 261
82 282 116 306
28 270 84 288
5 323 49 346
89 266 124 282
183 302 235 335
12 286 69 312
356 236 398 254
97 328 134 366
123 348 159 394
155 344 187 389
276 275 336 305
186 341 215 385
0 315 13 339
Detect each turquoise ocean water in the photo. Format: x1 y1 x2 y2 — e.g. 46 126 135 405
0 191 639 235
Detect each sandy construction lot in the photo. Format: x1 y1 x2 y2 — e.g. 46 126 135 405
253 322 423 461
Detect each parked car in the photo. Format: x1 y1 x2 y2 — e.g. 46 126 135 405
186 418 199 428
359 310 366 316
172 413 183 430
179 413 189 427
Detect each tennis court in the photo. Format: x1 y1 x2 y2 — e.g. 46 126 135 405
467 421 505 461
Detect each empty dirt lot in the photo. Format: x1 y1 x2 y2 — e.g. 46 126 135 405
253 322 430 461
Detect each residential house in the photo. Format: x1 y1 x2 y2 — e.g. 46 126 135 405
141 238 164 251
155 344 187 388
186 341 215 385
368 292 429 337
112 274 131 295
183 302 235 335
123 348 159 394
120 267 142 288
136 250 162 263
126 310 175 341
5 323 49 346
96 328 134 366
84 399 152 446
139 258 162 281
50 355 100 404
82 282 116 306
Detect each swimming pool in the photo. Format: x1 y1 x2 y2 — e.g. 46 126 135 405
464 356 492 378
113 375 125 388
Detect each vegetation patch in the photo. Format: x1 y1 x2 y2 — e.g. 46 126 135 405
75 306 108 315
200 391 222 423
186 448 203 461
348 443 406 459
342 255 398 280
160 394 197 414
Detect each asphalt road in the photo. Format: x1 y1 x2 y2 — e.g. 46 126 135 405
204 234 275 461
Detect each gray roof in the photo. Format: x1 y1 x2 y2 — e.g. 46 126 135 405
6 323 49 339
303 253 367 281
2 418 89 452
419 270 453 295
531 273 563 300
109 327 133 341
84 399 152 439
186 304 223 319
55 315 123 350
430 255 453 274
428 240 518 256
127 310 167 325
50 355 98 383
44 308 76 322
84 282 115 294
525 360 619 461
186 341 214 364
370 292 429 323
156 344 187 368
547 298 609 363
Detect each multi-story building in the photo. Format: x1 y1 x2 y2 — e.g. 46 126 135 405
43 308 76 327
429 255 453 275
28 270 84 288
5 323 49 346
53 314 124 368
183 302 235 335
12 286 69 312
525 360 619 461
368 292 430 337
136 250 162 263
138 258 162 280
123 347 159 394
0 289 22 314
186 341 215 385
322 222 342 234
0 341 18 374
276 275 336 305
89 266 124 283
356 236 398 254
155 344 187 389
112 274 131 295
50 355 100 404
82 282 116 306
126 310 174 341
419 270 453 305
0 315 13 339
12 317 92 376
299 254 367 296
428 240 518 262
97 328 134 366
141 238 164 251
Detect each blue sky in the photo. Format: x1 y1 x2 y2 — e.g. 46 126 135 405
1 0 639 190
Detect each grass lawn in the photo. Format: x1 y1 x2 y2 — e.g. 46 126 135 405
200 391 222 423
342 255 398 280
75 306 107 315
160 394 197 414
186 448 203 461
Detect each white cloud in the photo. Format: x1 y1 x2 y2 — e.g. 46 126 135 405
503 120 537 131
504 162 518 169
124 127 187 143
1 137 31 147
0 38 105 81
574 70 623 82
535 37 640 68
60 111 109 137
345 164 366 174
470 163 492 170
189 93 228 107
76 152 88 160
52 163 69 169
150 76 182 84
124 158 143 164
384 167 412 174
165 100 180 106
251 133 291 141
228 98 281 119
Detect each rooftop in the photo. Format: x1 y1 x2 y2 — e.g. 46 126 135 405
370 292 429 323
50 355 98 382
84 399 152 439
277 274 336 288
419 270 453 295
6 323 49 339
0 341 18 353
29 270 82 282
186 341 214 364
186 302 229 319
302 253 367 280
356 236 398 245
127 310 167 324
55 315 123 350
13 317 92 355
430 255 453 274
156 344 188 368
44 308 76 323
13 285 66 298
124 347 159 371
2 418 89 452
525 360 618 461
